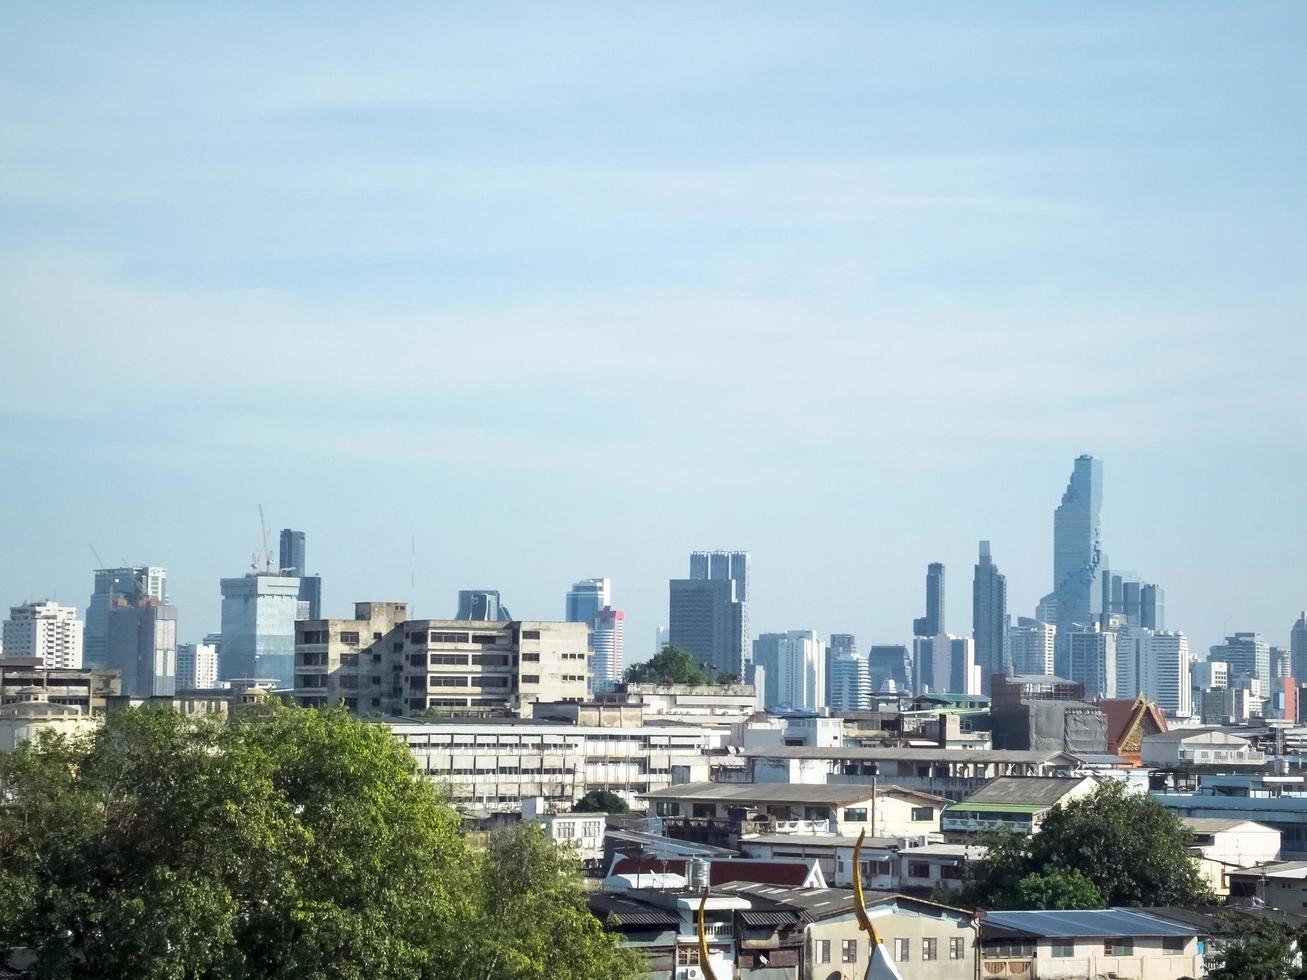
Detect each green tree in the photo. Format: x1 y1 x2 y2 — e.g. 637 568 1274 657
0 705 637 980
964 781 1212 909
573 789 629 814
1208 914 1306 980
464 824 642 980
624 646 708 685
1012 867 1102 910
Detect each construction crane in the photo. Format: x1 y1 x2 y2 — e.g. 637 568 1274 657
257 505 274 573
89 544 106 569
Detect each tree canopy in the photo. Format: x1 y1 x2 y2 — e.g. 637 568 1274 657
964 780 1212 910
573 789 629 814
1207 913 1307 980
624 646 708 685
0 705 639 980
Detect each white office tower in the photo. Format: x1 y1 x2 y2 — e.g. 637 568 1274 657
828 652 871 712
176 641 219 689
1117 627 1192 718
3 601 83 668
591 607 625 693
1068 626 1117 700
1007 618 1056 676
754 630 825 710
927 634 978 695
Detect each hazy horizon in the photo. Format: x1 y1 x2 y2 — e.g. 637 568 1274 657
3 4 1305 663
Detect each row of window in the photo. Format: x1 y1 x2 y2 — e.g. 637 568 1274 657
984 939 1175 958
817 937 965 964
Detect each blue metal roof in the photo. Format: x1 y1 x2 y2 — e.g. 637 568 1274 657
982 908 1197 939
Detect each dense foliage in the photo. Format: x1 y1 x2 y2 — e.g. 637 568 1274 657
0 706 639 980
964 780 1212 910
1207 914 1307 980
573 789 629 814
624 646 709 685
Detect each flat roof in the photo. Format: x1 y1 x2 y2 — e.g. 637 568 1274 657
1182 817 1271 834
743 746 1070 764
1230 861 1307 880
963 776 1092 806
640 782 882 806
982 908 1196 939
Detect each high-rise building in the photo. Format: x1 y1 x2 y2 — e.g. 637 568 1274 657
912 563 945 638
176 640 219 689
294 603 589 714
829 651 871 713
972 541 1007 692
106 597 177 698
1007 618 1056 676
827 634 856 706
867 644 912 694
1052 455 1104 675
1271 647 1290 680
1067 625 1116 700
565 578 611 630
279 528 322 619
1208 632 1271 694
455 590 511 622
921 634 977 695
1291 613 1307 683
219 574 301 687
1116 627 1191 717
3 601 83 669
1101 571 1165 630
85 567 167 669
669 551 748 678
1140 584 1165 630
750 631 824 710
592 607 625 693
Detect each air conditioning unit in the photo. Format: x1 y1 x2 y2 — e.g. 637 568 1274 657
685 969 703 980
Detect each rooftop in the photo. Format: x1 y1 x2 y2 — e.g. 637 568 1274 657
742 745 1070 764
1182 817 1271 834
1229 861 1307 880
982 908 1197 940
641 782 942 807
961 776 1094 807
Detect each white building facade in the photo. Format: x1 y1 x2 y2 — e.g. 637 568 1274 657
3 601 83 669
176 641 219 689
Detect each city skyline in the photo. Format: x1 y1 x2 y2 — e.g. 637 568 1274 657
4 448 1307 675
3 4 1306 669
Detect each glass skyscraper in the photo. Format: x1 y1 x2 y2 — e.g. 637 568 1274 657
565 578 611 630
219 574 301 687
1052 455 1104 674
455 590 511 621
669 551 749 678
972 541 1007 693
107 597 177 697
913 563 945 638
85 566 167 669
279 528 321 619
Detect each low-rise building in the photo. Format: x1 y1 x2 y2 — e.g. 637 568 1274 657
0 660 120 714
941 776 1098 836
0 694 100 750
1141 729 1266 769
597 682 762 727
1183 817 1282 895
736 834 984 897
1228 861 1307 911
1155 773 1307 860
643 782 945 845
980 908 1204 980
393 717 723 810
744 745 1081 800
523 797 607 866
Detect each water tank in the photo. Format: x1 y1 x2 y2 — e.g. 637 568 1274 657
687 858 711 893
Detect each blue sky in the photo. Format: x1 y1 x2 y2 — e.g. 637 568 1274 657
2 2 1305 660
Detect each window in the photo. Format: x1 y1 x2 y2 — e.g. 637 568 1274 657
1162 938 1186 954
922 938 936 961
675 946 699 966
1104 939 1133 957
521 675 540 685
842 938 857 963
522 652 540 662
940 864 963 880
815 940 830 964
986 942 1034 958
522 629 541 640
429 631 465 643
299 630 327 644
339 632 360 645
1051 941 1074 958
340 653 359 667
691 803 716 818
654 801 680 817
911 806 935 821
950 937 964 960
844 807 868 822
894 938 910 962
908 861 931 879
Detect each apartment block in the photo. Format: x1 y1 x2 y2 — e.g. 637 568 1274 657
294 602 590 714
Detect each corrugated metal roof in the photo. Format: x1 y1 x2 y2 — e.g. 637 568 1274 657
964 776 1094 805
742 746 1069 764
982 908 1197 939
739 910 804 926
946 802 1048 814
